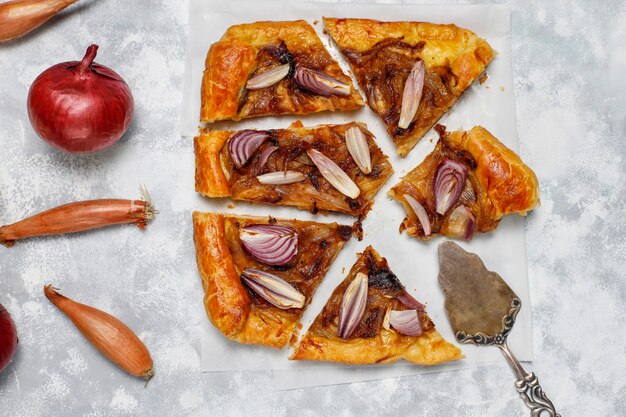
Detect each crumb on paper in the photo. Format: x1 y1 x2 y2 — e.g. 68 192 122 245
289 120 304 128
227 203 236 209
486 85 491 89
313 20 318 25
479 73 488 85
323 29 327 35
342 267 345 274
500 86 505 92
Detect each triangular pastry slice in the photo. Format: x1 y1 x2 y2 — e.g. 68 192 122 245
389 126 540 241
324 18 494 156
193 212 352 348
291 246 462 364
201 20 364 123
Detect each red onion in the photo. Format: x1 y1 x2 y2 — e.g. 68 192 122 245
240 268 305 309
246 64 290 89
389 310 422 336
239 224 298 266
404 194 431 237
27 44 134 154
396 290 426 311
0 304 18 374
434 159 468 215
228 130 271 169
294 66 350 96
258 145 279 168
446 205 476 240
338 272 368 339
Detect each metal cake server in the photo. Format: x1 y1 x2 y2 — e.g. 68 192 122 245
438 241 560 417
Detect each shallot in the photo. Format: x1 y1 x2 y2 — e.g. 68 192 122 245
44 286 154 380
0 187 156 247
0 0 77 43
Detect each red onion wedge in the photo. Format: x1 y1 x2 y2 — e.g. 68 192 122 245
345 126 372 174
240 268 305 309
294 66 350 96
306 149 360 199
434 159 468 215
256 171 305 185
396 290 426 311
338 272 368 339
446 205 476 240
239 224 298 266
258 145 279 168
389 310 422 337
403 194 431 237
246 63 290 90
228 130 271 169
398 60 425 129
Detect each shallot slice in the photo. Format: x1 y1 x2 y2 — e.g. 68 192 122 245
434 159 468 215
258 145 279 168
294 66 351 96
228 130 271 169
345 126 372 174
306 148 360 199
398 60 425 129
44 285 154 380
246 64 290 90
338 272 368 339
256 171 306 185
388 310 422 336
239 224 298 266
403 194 431 237
0 186 156 247
240 268 305 309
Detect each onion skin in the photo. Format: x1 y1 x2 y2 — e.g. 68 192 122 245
27 44 134 154
0 304 18 374
0 191 155 247
0 0 77 43
44 286 154 380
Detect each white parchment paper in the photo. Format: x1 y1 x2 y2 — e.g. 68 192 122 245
183 0 532 389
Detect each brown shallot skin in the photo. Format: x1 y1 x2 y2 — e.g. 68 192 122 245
44 286 154 380
0 198 154 247
0 0 77 43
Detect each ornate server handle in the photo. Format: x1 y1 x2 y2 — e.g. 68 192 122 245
498 341 561 417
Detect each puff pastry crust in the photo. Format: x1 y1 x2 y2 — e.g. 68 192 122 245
192 212 352 348
291 246 462 365
389 126 540 240
195 122 394 217
324 18 494 156
201 20 363 123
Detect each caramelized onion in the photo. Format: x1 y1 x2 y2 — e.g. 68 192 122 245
446 205 476 240
239 224 298 266
240 268 305 309
294 66 350 96
338 272 368 339
228 130 271 169
389 310 422 336
345 126 372 174
398 60 425 129
246 64 290 89
434 159 468 215
403 194 431 237
306 149 360 199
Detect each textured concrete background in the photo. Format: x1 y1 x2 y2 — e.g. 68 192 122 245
0 0 624 416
